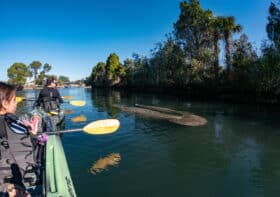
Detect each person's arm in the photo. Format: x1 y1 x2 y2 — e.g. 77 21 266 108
36 89 44 106
54 89 64 103
5 113 30 134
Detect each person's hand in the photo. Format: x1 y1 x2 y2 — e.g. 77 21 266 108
30 115 40 135
23 115 40 135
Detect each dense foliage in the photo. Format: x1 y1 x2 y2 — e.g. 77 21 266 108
87 0 280 103
7 63 31 86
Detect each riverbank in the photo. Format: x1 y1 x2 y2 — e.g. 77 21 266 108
21 85 91 90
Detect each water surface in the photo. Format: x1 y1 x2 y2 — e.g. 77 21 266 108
18 88 280 197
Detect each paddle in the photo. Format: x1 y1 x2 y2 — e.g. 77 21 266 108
17 96 72 101
67 100 86 107
62 96 73 100
61 96 86 106
16 97 86 107
16 96 25 103
46 119 120 135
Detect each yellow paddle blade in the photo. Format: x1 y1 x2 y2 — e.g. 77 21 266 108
62 96 73 100
83 119 120 135
71 115 87 122
16 97 23 103
69 100 86 106
16 96 25 103
48 111 59 116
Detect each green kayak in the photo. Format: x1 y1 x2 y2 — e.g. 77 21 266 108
31 108 77 196
45 135 77 197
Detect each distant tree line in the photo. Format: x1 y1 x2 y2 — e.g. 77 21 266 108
6 60 70 87
87 0 280 103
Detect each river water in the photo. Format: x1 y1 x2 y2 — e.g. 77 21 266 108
17 88 280 197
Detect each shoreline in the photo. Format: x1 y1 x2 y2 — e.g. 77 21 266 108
91 86 280 106
21 86 91 90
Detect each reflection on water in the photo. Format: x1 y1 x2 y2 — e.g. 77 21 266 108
71 115 87 122
214 114 224 143
17 88 280 196
64 109 74 115
89 153 121 175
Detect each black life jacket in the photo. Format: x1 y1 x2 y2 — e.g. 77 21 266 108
0 114 39 195
41 97 59 112
39 90 60 112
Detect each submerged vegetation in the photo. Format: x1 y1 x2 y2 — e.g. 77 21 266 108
114 104 207 126
86 0 280 104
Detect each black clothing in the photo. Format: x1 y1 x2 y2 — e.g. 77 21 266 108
36 87 63 112
0 114 38 195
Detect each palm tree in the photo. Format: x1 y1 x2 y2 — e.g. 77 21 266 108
29 61 42 83
212 16 224 82
220 16 242 77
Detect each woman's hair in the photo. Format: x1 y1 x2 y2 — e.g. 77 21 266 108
46 77 56 86
0 82 16 110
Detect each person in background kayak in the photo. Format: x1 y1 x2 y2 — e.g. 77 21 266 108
0 82 38 197
36 77 63 112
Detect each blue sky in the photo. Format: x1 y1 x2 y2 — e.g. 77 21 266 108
0 0 272 81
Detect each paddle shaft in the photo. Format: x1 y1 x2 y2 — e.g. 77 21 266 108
21 98 80 106
23 98 36 101
46 128 82 134
23 98 63 103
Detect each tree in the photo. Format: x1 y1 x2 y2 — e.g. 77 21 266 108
211 16 224 81
29 61 42 83
84 75 92 86
173 0 218 88
123 58 135 85
106 53 120 81
232 34 258 70
267 2 280 51
36 63 52 85
92 62 106 86
150 37 187 87
258 42 280 94
58 75 70 86
105 53 126 86
257 2 280 94
43 63 51 73
231 34 258 89
174 0 214 61
131 53 154 87
7 63 31 86
220 16 242 76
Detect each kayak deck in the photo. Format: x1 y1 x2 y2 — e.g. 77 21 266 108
45 135 77 197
